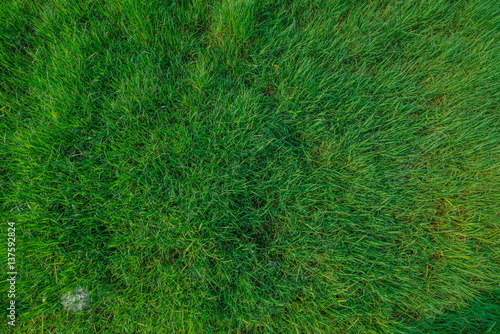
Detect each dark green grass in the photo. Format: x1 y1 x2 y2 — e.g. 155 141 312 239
1 0 499 332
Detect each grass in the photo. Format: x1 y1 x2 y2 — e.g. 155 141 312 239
1 0 499 332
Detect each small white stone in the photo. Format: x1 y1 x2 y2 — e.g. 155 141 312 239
61 288 89 312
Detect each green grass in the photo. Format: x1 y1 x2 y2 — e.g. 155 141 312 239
1 0 499 332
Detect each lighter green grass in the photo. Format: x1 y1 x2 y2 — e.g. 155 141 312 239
1 0 499 333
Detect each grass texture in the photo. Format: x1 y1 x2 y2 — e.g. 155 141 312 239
1 0 499 332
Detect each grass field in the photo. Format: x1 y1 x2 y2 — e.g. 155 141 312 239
1 0 499 332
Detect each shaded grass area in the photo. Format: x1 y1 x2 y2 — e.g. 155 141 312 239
1 0 499 332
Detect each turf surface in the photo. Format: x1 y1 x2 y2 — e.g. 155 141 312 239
1 0 499 332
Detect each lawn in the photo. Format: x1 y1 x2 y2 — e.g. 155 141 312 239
1 0 499 332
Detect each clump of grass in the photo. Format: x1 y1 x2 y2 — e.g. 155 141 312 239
1 0 499 332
